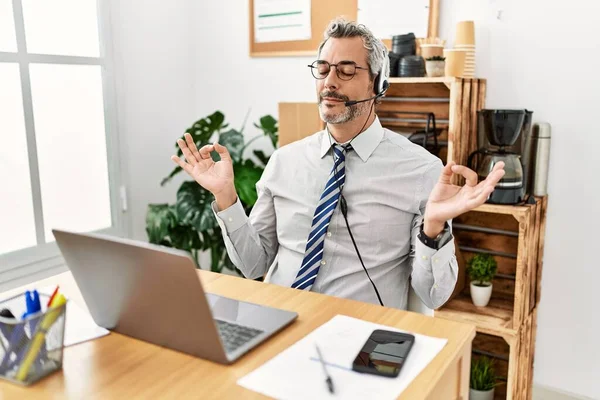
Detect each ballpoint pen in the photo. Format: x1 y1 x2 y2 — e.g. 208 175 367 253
16 294 66 382
315 343 335 394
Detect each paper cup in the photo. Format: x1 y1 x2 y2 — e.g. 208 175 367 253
455 20 475 45
444 49 467 77
420 44 444 59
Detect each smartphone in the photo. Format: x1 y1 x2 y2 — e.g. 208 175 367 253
352 329 415 378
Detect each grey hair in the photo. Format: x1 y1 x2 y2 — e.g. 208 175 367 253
317 17 389 82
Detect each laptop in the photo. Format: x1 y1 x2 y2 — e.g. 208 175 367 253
52 229 298 364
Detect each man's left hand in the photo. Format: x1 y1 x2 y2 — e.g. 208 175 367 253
423 161 506 237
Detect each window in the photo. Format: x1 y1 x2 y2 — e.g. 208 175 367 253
0 0 125 284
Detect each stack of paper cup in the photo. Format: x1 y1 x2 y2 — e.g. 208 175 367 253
443 49 467 77
454 21 475 77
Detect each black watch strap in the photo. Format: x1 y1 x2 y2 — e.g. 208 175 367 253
418 221 452 250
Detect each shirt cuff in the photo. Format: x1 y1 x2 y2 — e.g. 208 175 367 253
414 236 455 272
211 198 248 234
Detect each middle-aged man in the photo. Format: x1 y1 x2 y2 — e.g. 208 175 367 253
171 18 505 310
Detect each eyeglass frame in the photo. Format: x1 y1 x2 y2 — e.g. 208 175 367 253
307 60 370 81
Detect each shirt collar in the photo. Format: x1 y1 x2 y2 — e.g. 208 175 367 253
319 116 384 162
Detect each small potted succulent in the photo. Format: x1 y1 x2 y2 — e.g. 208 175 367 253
467 253 497 307
470 356 501 400
425 56 446 77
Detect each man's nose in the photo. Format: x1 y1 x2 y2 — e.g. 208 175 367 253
323 67 340 91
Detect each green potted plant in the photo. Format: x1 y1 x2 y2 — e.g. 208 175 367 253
470 356 501 400
425 55 446 77
467 253 497 307
145 110 278 274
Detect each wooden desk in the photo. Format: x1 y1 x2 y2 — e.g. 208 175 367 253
0 271 475 399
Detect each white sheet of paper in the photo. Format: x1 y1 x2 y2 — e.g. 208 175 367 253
40 286 110 347
237 315 447 400
254 0 311 43
357 0 430 40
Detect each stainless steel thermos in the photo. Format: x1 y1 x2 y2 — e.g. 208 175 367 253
530 122 551 196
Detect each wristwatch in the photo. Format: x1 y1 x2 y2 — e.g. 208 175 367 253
418 221 453 250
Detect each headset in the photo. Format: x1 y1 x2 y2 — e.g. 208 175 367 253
344 50 390 107
328 49 390 307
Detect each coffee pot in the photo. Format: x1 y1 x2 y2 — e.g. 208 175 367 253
468 109 530 204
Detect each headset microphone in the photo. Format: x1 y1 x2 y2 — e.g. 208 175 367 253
343 81 390 107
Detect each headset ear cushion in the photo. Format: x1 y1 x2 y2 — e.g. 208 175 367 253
373 73 381 95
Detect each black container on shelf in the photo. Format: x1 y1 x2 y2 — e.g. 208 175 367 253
399 55 425 77
392 32 416 57
392 32 415 43
388 52 402 77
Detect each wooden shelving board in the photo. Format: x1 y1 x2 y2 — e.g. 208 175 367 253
388 77 456 84
435 293 517 338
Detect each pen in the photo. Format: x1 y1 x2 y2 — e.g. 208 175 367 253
315 344 335 394
47 286 60 307
16 294 66 382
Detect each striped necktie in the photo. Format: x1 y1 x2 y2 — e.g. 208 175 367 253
292 144 350 291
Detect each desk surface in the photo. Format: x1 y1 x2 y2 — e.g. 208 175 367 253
0 270 475 399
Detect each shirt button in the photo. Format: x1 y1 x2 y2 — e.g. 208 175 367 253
422 255 428 260
228 217 233 222
433 258 438 263
433 284 439 289
321 260 327 265
327 232 332 237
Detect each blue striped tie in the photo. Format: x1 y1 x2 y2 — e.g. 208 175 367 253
292 144 349 291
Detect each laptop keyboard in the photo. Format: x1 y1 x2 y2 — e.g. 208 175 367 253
215 319 264 354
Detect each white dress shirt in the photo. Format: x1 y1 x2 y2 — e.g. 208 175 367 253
212 117 458 310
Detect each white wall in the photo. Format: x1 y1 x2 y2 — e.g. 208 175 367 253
114 1 600 397
109 0 198 240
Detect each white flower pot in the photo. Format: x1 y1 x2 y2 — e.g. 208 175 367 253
470 281 492 307
425 60 445 77
469 388 495 400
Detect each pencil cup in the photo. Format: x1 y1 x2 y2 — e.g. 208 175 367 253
0 293 67 385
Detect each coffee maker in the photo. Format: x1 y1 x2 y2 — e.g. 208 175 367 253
468 109 533 204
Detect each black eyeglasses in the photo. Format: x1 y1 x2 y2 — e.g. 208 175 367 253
307 60 369 81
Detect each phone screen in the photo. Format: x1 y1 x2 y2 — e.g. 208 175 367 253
352 329 415 378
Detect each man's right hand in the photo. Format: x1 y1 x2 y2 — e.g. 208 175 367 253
171 133 237 210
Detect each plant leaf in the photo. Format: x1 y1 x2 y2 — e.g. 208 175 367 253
253 150 270 167
253 114 278 148
470 356 498 391
168 224 203 254
467 253 498 283
175 181 217 232
183 111 227 150
218 129 245 163
233 159 264 207
146 204 177 244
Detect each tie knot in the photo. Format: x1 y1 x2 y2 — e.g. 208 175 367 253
333 144 351 160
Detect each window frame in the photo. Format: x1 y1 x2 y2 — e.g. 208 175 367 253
0 0 128 288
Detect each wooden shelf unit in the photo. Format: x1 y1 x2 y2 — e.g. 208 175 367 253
435 197 547 338
435 197 547 400
470 308 538 400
